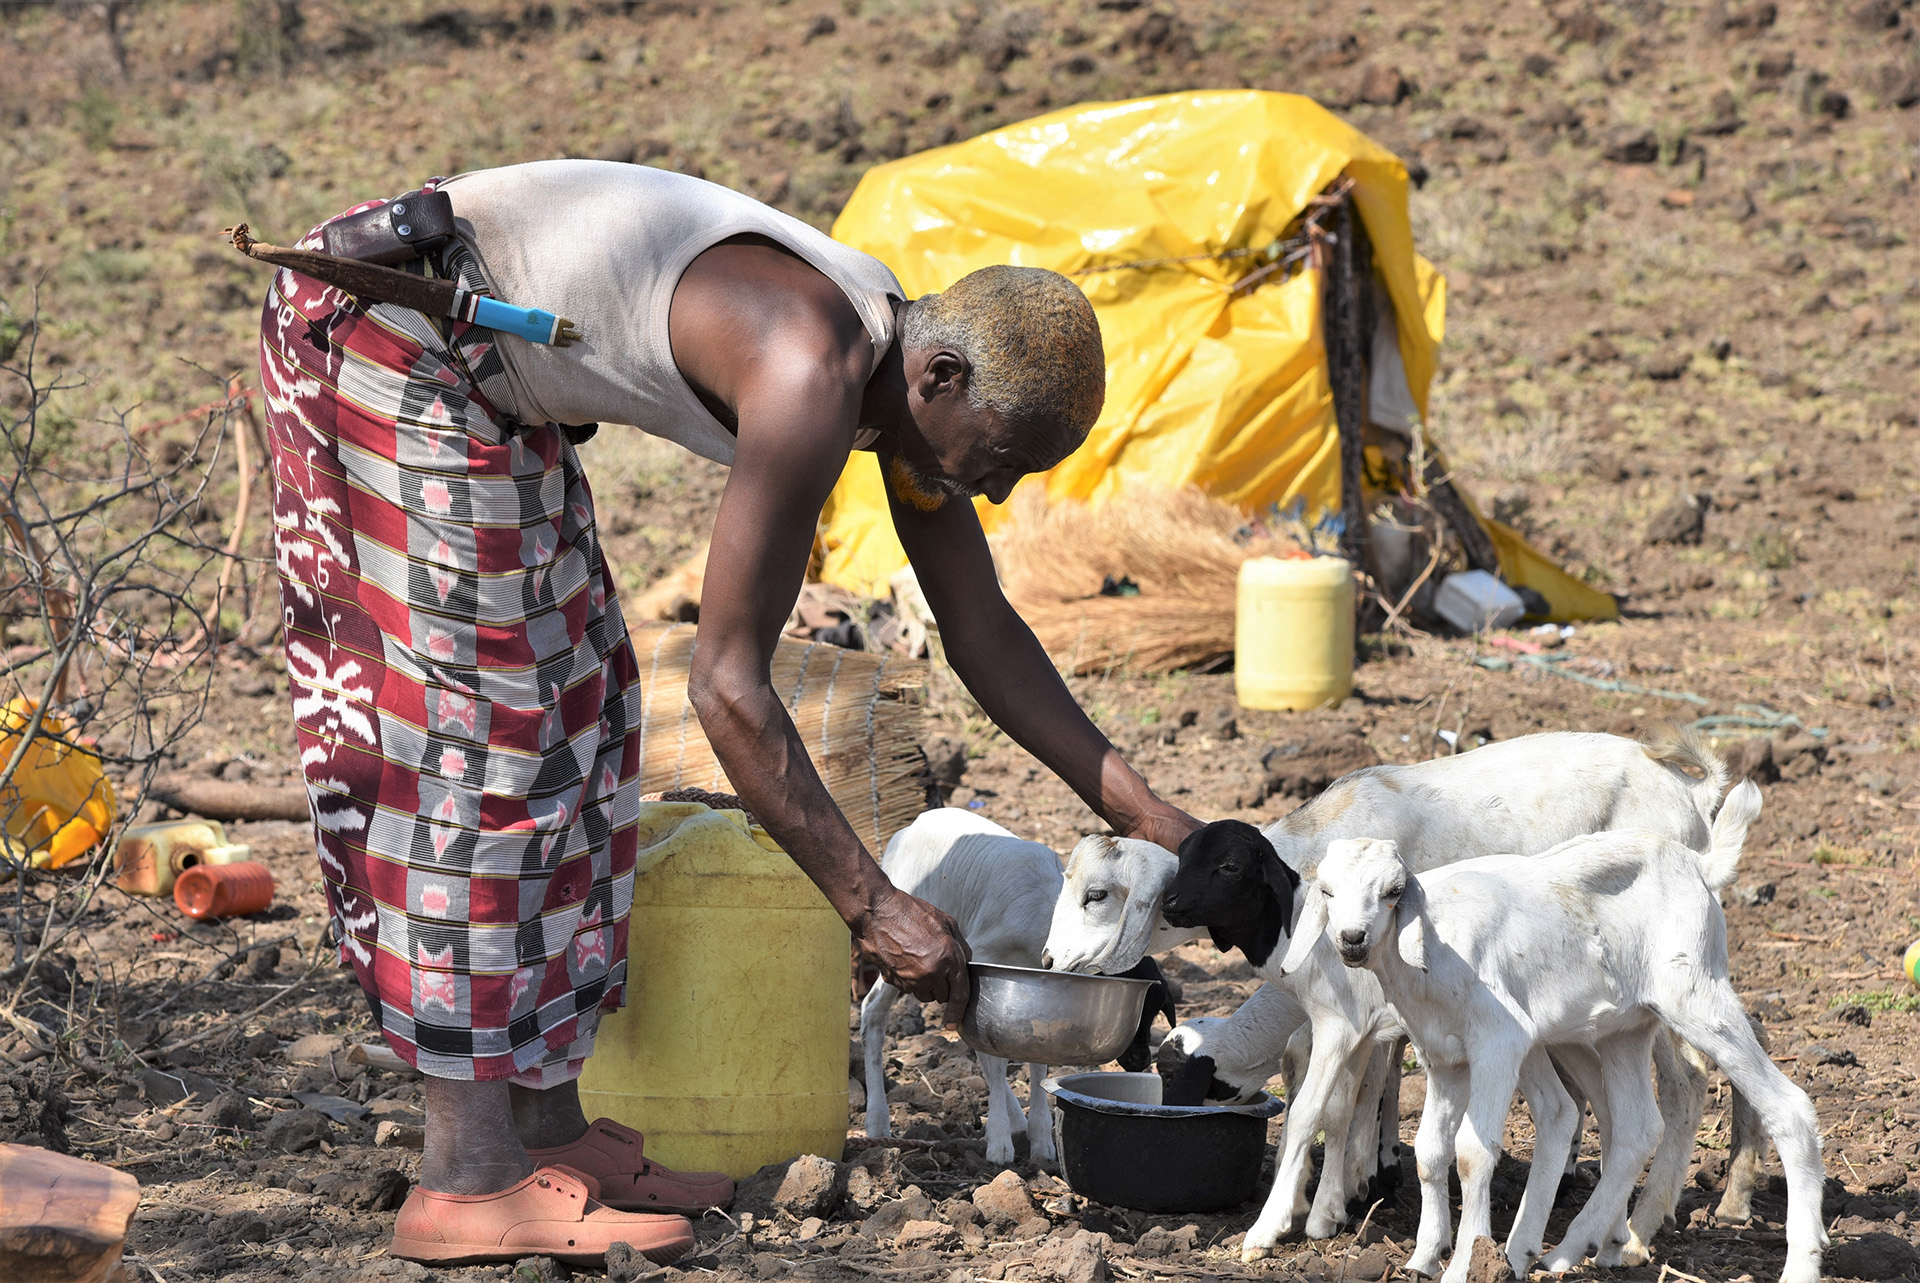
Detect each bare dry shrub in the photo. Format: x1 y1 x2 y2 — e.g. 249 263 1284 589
1 304 234 1068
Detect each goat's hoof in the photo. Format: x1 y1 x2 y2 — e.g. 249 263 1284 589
1780 1256 1821 1283
1304 1217 1342 1241
1617 1233 1651 1268
1239 1244 1274 1265
1403 1250 1443 1278
1713 1198 1754 1224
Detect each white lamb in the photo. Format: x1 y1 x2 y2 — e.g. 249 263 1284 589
1295 782 1823 1283
860 808 1170 1168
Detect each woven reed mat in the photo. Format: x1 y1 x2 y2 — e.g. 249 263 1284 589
632 622 930 852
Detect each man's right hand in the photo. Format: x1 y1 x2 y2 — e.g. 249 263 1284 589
852 886 972 1026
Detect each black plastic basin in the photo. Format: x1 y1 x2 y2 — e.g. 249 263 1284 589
1044 1071 1284 1213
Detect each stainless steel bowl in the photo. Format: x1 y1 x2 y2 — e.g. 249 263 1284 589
959 962 1156 1064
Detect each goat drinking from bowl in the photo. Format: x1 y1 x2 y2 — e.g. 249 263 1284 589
861 808 1174 1167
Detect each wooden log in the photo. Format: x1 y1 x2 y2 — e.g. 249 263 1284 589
147 773 310 823
1420 456 1502 573
0 1142 141 1283
347 1041 419 1077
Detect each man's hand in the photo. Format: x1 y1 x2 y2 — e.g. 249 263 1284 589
852 885 973 1026
1122 806 1203 854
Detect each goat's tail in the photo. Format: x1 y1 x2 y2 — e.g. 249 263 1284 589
1644 723 1731 823
1697 778 1762 892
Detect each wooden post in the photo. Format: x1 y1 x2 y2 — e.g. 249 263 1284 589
0 1143 141 1283
1322 190 1390 611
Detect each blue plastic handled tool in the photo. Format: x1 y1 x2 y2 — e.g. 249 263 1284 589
465 294 580 347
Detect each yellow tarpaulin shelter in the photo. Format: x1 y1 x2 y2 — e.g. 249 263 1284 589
818 89 1616 623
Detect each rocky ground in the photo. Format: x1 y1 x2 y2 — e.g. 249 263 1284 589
2 0 1919 1280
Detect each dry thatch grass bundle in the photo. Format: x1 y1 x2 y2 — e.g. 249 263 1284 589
630 622 930 852
996 487 1283 675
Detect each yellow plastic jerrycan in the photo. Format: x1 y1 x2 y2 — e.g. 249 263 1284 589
0 697 116 870
579 802 851 1179
1235 555 1356 711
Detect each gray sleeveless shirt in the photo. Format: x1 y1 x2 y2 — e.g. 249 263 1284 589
443 161 903 464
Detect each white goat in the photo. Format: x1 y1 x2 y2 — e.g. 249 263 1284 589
1048 730 1762 1249
861 809 1175 1167
1042 833 1204 974
862 808 1064 1166
1297 783 1823 1283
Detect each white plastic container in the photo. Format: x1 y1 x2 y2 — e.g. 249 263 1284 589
1433 570 1526 633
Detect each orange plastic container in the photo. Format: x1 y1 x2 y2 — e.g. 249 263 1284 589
174 860 275 920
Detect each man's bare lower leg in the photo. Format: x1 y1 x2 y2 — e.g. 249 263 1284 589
420 1078 535 1194
510 1077 591 1150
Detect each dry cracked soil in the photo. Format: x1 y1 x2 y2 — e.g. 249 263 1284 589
2 0 1919 1280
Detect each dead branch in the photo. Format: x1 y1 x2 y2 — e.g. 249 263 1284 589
145 773 309 823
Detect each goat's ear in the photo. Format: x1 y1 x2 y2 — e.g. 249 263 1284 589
1260 850 1301 923
1396 876 1430 973
1111 847 1172 971
1278 884 1327 976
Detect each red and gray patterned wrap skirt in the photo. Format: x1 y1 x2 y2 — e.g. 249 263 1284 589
259 194 640 1086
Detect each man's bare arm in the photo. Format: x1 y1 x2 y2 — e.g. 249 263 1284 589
887 473 1199 852
682 368 971 1011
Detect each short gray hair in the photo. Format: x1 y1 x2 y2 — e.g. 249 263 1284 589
900 265 1105 460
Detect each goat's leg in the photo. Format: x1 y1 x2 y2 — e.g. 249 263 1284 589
1437 1048 1525 1283
1549 1053 1588 1182
1377 1039 1405 1196
1504 1048 1577 1280
1716 1012 1773 1223
1281 1020 1312 1101
1630 1030 1710 1258
1241 1020 1360 1259
1342 1042 1391 1216
860 981 899 1139
977 1052 1022 1166
1557 1043 1615 1187
1543 1026 1662 1274
1301 1031 1374 1239
1663 989 1824 1283
1025 1063 1056 1169
1405 1061 1466 1279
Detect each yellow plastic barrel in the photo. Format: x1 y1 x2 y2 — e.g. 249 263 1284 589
579 802 850 1179
1234 555 1356 711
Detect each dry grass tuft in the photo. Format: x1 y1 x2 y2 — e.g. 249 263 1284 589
996 487 1281 675
1429 390 1587 485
